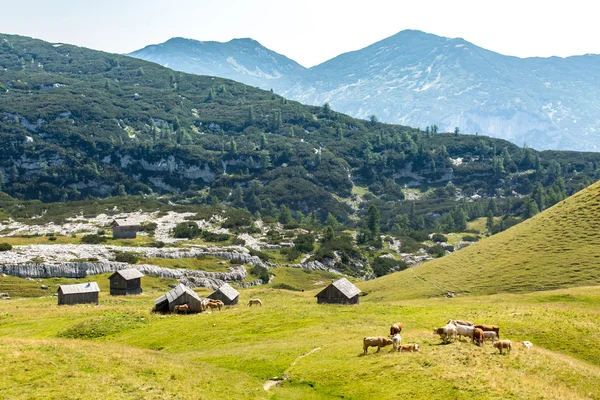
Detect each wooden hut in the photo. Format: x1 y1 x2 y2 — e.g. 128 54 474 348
315 277 361 304
154 284 204 313
109 268 143 295
111 218 140 239
58 282 100 305
208 283 239 306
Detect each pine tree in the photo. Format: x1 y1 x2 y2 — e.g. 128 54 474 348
279 205 292 224
229 137 237 154
366 204 380 239
247 106 255 125
260 133 267 149
522 196 539 219
486 210 494 230
326 213 339 230
324 226 335 242
531 182 545 211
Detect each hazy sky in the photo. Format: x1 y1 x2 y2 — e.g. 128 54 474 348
2 0 599 67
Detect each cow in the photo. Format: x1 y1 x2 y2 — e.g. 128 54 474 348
493 340 512 354
390 333 402 351
482 331 497 344
174 304 189 314
433 324 457 344
449 321 474 341
474 324 500 339
363 336 393 355
447 319 474 326
521 341 533 349
247 299 263 307
390 322 403 336
472 328 484 346
398 343 420 353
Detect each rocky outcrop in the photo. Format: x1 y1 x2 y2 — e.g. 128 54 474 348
0 262 247 290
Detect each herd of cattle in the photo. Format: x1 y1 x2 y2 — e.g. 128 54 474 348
363 320 534 355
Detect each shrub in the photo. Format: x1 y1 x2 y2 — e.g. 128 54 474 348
372 257 408 277
173 222 201 239
81 234 106 244
248 248 272 261
149 241 166 248
431 233 448 243
48 236 57 241
140 221 158 232
0 243 12 251
250 265 270 283
96 229 106 236
114 252 139 264
462 235 479 242
294 233 315 253
202 231 230 242
280 246 302 261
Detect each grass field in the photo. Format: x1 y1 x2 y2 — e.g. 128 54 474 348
0 279 599 399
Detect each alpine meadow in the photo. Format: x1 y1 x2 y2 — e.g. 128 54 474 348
1 9 600 400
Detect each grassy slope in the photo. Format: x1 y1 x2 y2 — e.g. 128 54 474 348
363 180 600 300
0 285 599 399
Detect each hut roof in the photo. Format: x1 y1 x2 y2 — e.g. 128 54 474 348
211 283 239 301
110 268 144 280
59 282 100 295
111 218 140 227
316 277 361 299
154 284 201 306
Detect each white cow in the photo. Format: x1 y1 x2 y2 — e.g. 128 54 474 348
450 321 474 341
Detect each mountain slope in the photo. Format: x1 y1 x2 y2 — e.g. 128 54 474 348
131 30 600 151
362 179 600 299
129 37 308 90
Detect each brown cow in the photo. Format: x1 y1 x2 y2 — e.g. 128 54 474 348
390 322 403 336
474 324 500 339
363 336 393 355
174 304 189 314
493 340 512 354
472 327 484 346
448 319 474 326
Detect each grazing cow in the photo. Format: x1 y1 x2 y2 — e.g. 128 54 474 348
247 298 263 307
474 324 500 339
493 340 512 354
472 328 484 346
390 322 403 336
41 285 48 290
433 324 457 344
450 322 474 341
390 333 402 351
482 331 497 344
399 343 420 353
204 301 222 311
363 336 393 355
521 341 533 349
174 304 189 314
447 319 474 327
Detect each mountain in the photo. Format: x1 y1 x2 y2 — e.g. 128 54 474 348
1 32 599 228
130 30 600 152
362 178 600 299
128 37 307 90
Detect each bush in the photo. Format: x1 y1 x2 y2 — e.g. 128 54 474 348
280 246 302 261
250 265 270 283
426 244 454 258
293 233 315 253
81 234 106 244
431 233 448 243
140 221 158 232
248 248 272 261
0 243 12 251
149 241 166 248
173 222 201 239
114 252 139 264
372 257 408 277
462 235 479 242
202 231 230 242
48 236 57 241
96 229 106 236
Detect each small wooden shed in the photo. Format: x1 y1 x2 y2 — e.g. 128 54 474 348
208 283 239 306
111 218 140 239
154 284 204 313
315 277 361 305
109 268 143 296
58 282 100 305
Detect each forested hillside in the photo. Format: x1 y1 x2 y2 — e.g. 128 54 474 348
1 33 600 233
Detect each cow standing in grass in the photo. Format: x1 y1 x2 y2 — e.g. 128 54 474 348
363 337 393 355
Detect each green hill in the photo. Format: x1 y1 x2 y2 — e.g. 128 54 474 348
363 180 600 299
1 33 599 228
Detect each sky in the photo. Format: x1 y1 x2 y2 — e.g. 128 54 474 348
1 0 599 67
